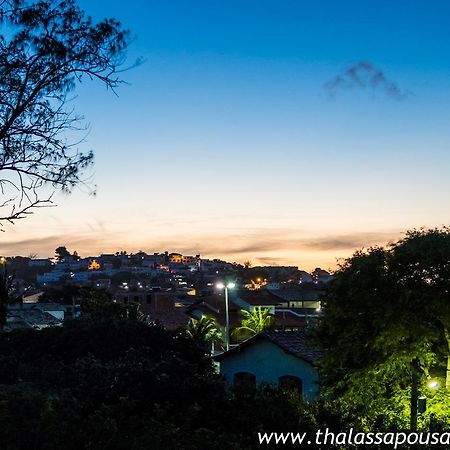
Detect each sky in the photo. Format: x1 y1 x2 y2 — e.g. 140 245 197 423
2 0 450 270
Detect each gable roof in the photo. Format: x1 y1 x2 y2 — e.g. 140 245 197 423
235 290 281 306
213 330 321 364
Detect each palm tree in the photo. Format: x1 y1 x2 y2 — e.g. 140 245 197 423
186 316 223 353
233 306 275 341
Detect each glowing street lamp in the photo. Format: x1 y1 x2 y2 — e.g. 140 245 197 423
216 281 236 351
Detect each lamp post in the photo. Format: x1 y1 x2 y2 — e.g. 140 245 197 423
216 281 236 351
410 361 440 431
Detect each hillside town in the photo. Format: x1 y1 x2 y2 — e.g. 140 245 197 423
1 248 333 403
4 248 332 336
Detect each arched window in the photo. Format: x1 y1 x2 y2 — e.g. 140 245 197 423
233 371 256 391
278 375 303 395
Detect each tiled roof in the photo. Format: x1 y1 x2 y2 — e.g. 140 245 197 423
213 330 321 364
263 331 321 363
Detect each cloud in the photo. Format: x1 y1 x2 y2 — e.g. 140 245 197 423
153 229 402 255
0 231 120 257
253 256 288 266
324 61 410 101
0 227 403 270
299 232 400 251
0 235 62 255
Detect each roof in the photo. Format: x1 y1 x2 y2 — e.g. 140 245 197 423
213 330 321 364
6 309 62 329
188 294 240 313
266 288 323 302
235 290 281 306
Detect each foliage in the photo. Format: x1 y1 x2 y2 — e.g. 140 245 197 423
0 260 17 329
0 0 130 225
0 318 346 449
54 246 72 261
316 227 450 431
233 306 275 341
186 315 223 352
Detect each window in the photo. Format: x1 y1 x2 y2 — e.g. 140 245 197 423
233 372 256 391
146 295 152 304
123 296 128 304
133 295 139 302
278 375 303 395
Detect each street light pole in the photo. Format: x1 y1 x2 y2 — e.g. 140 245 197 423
216 281 236 352
224 286 230 351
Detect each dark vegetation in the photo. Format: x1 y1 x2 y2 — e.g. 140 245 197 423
0 318 343 450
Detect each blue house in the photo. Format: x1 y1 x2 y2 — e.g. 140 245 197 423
213 331 320 401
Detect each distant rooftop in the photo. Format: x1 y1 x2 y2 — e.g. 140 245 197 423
235 289 281 306
266 287 323 302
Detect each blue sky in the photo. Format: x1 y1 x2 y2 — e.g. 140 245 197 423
3 0 450 269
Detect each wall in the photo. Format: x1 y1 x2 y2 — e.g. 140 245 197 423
218 339 319 401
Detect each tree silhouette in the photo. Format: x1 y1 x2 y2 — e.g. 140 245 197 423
55 246 71 262
0 0 130 226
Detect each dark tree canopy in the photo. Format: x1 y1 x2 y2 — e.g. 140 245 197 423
316 227 450 430
0 0 130 226
0 318 346 450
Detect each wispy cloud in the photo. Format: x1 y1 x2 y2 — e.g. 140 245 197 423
0 228 403 269
143 229 403 256
299 232 400 251
324 61 410 101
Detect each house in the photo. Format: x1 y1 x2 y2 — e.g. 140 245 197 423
28 258 52 267
265 287 322 310
113 289 189 329
232 289 281 314
213 331 320 401
36 271 65 284
169 253 183 264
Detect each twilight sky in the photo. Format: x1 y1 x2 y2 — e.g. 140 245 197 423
2 0 450 270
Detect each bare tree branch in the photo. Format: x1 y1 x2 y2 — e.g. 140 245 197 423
0 0 131 226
